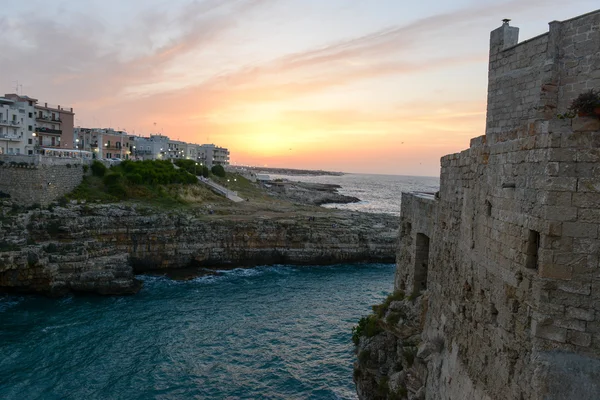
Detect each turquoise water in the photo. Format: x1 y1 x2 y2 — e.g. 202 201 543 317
0 264 395 399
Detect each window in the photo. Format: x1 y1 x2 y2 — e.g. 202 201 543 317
526 230 540 269
28 125 32 131
28 150 33 155
28 112 32 118
414 233 430 292
28 139 32 144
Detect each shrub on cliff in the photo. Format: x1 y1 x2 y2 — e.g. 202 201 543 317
352 315 382 345
211 164 226 177
372 290 405 318
91 161 107 177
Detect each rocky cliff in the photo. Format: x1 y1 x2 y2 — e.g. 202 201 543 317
0 203 397 296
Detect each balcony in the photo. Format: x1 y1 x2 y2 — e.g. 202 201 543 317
36 115 62 124
0 133 21 141
0 120 20 127
36 127 62 135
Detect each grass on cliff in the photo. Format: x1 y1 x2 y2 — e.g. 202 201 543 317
210 174 274 203
66 160 221 208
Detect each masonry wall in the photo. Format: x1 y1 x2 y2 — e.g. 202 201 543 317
393 9 600 400
396 117 600 400
486 10 600 139
0 164 85 206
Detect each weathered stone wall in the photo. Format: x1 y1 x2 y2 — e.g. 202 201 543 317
356 10 600 400
408 116 600 400
486 11 600 139
0 164 85 206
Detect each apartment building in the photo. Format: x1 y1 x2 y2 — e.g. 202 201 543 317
198 144 230 167
131 134 169 160
74 128 130 159
0 95 36 155
0 93 75 155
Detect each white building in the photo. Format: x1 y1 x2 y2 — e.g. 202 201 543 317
0 96 36 155
131 134 169 160
198 144 230 168
74 128 130 159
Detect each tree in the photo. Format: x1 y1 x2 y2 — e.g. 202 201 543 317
211 164 225 177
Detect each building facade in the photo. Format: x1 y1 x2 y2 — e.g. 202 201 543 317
1 94 75 155
198 144 230 167
0 95 36 155
74 128 130 159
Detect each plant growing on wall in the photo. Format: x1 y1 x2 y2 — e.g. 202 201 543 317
568 89 600 117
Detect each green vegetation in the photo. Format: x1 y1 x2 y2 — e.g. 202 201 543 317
403 346 417 367
67 160 211 207
174 159 210 177
376 377 390 398
386 311 403 326
210 173 273 203
372 290 405 318
569 89 600 115
211 164 226 177
389 385 408 400
352 315 383 345
358 349 371 364
91 160 107 177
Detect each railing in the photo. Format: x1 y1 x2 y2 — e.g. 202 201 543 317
0 120 20 126
36 116 62 123
0 134 21 141
36 127 62 135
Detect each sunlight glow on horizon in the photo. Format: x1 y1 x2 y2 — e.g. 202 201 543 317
2 0 599 175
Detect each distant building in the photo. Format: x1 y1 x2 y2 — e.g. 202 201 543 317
131 134 169 160
0 94 74 155
198 144 230 168
74 128 130 159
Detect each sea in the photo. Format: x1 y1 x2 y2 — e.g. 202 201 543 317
269 173 440 216
0 174 439 400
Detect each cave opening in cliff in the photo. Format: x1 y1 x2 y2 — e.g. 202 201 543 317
414 233 430 291
526 230 540 270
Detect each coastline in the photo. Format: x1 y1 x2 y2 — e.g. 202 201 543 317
0 177 398 296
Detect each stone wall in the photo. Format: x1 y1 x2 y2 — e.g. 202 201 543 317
397 116 600 400
0 164 85 206
486 10 600 139
356 10 600 400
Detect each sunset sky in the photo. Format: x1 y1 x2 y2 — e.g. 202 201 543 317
2 1 598 175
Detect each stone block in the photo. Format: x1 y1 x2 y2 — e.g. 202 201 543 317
567 330 592 347
533 320 567 343
557 281 592 296
571 118 600 132
566 306 595 322
548 148 577 162
554 318 587 332
578 209 600 223
572 193 600 208
578 179 600 193
545 162 559 176
539 263 573 280
562 222 598 238
544 206 578 222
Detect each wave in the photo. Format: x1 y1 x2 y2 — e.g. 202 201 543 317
0 296 25 313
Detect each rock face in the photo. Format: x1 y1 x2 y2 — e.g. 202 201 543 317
0 204 397 296
353 12 600 400
266 181 361 205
